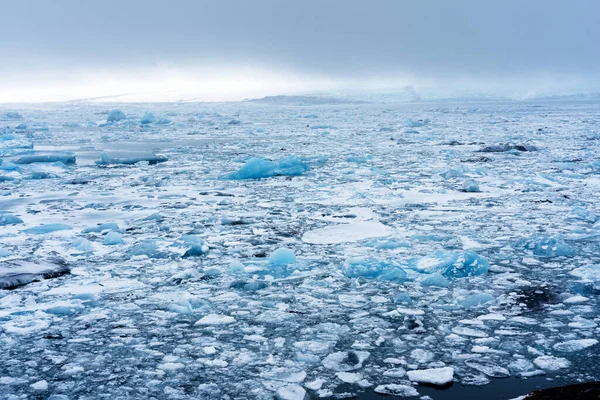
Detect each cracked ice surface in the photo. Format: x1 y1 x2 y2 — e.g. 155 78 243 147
0 100 600 398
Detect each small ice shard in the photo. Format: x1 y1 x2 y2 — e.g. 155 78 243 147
96 152 168 165
463 179 480 192
343 258 407 282
374 384 419 397
533 356 571 371
563 295 589 304
553 339 598 353
513 235 574 258
0 259 70 289
15 154 76 165
23 224 72 234
30 380 48 391
220 155 309 180
104 231 124 245
302 221 393 244
407 367 454 386
322 351 370 372
276 384 307 400
140 112 156 124
269 248 296 266
195 314 236 325
107 110 126 122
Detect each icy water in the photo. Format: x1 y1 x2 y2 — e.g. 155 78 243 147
1 100 599 399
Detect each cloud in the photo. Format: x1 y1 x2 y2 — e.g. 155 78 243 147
1 0 599 101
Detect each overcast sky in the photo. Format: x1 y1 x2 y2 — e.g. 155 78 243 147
1 0 599 102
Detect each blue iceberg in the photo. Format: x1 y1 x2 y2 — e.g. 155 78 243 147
0 214 24 226
463 179 480 192
103 231 124 245
15 154 76 165
96 152 168 166
107 110 126 123
140 112 156 124
513 235 575 258
269 248 296 266
23 224 72 234
221 155 309 180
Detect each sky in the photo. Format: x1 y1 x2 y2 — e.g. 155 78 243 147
1 0 599 102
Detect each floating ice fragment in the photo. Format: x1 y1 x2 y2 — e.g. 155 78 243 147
96 152 168 165
513 236 574 258
302 221 393 244
15 154 76 165
407 367 454 386
465 361 510 378
533 356 570 371
553 339 598 353
127 240 166 258
71 238 94 253
104 231 124 245
459 292 495 308
140 112 156 124
408 251 489 278
0 213 23 225
195 314 235 325
182 244 208 258
82 222 120 233
343 258 407 282
221 155 309 180
364 238 410 249
107 110 126 122
30 380 48 391
269 248 296 266
0 259 70 289
463 179 480 192
276 384 306 400
374 384 419 397
23 224 72 234
322 351 370 372
419 273 449 287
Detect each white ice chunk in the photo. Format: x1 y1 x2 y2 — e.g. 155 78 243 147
407 367 454 386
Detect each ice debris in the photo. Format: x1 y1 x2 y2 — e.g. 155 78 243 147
513 236 575 258
15 154 76 165
463 179 480 192
343 258 407 282
23 224 72 234
408 251 489 278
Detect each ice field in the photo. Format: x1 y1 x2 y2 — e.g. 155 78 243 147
0 98 599 399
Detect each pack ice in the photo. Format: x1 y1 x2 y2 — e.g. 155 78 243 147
1 99 599 399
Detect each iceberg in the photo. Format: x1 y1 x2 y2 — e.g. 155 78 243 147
71 238 94 253
140 112 156 124
0 259 70 289
23 224 72 234
407 367 454 386
269 248 296 266
106 110 126 123
15 154 76 165
463 179 480 192
0 213 24 226
103 231 124 245
220 155 309 180
96 152 168 165
82 222 121 233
